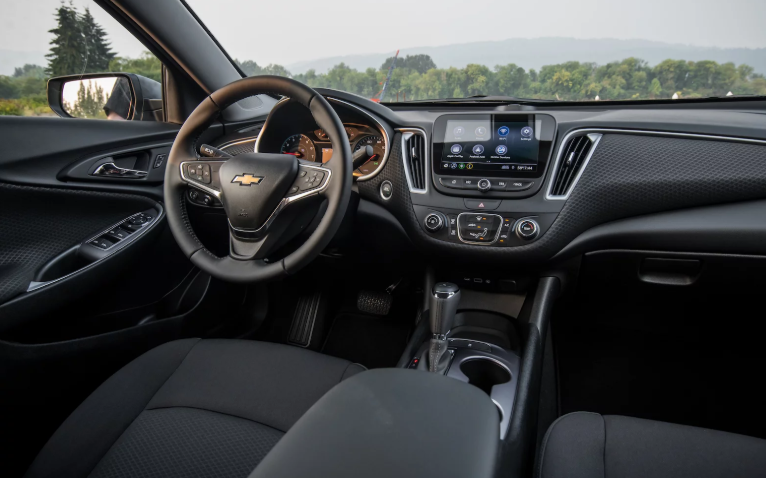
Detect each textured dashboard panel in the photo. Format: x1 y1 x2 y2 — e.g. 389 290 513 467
0 183 156 304
358 133 766 262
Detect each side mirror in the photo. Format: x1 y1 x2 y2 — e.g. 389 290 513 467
47 72 162 121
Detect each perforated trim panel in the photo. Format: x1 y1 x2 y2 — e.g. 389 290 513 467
0 183 156 304
357 133 766 262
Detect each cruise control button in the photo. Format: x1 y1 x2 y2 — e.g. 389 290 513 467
506 180 534 191
464 199 500 210
439 177 463 189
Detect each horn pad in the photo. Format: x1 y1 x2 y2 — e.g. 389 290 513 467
219 153 298 230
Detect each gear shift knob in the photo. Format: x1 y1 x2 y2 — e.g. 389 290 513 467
430 282 461 338
424 282 461 373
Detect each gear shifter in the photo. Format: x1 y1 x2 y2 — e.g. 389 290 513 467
421 282 461 373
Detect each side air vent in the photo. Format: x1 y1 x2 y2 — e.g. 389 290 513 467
400 129 428 193
547 133 602 199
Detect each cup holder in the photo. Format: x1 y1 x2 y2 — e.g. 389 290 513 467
459 357 512 396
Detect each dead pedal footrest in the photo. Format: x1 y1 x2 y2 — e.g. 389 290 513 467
288 292 322 347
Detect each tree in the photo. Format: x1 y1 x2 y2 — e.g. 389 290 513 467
381 54 436 74
67 80 107 119
109 52 162 81
237 60 262 76
81 8 115 72
46 3 87 77
13 64 45 79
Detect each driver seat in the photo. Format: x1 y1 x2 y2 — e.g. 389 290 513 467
24 339 364 478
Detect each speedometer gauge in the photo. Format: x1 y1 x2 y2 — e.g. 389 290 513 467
280 134 316 161
353 135 386 176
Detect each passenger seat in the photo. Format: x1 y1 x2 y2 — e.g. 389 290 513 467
536 412 766 478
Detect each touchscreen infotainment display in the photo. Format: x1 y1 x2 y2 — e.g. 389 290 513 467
438 116 541 175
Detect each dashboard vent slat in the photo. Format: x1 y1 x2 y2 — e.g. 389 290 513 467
549 133 601 198
401 129 428 193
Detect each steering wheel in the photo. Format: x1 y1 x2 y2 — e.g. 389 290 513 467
164 76 352 282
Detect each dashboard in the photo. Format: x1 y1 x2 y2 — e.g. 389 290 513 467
201 88 766 266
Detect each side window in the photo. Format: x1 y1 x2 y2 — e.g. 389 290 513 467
0 2 163 121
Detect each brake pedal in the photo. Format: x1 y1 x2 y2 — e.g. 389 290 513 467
357 290 393 316
288 292 322 347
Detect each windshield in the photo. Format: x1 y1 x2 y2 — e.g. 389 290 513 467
187 0 766 103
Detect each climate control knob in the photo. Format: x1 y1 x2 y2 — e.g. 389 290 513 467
477 178 491 192
424 212 445 232
515 218 539 240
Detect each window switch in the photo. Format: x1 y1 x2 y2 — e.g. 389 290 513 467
106 227 131 240
89 236 114 250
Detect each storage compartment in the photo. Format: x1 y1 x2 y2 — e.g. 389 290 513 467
249 369 500 478
460 357 511 395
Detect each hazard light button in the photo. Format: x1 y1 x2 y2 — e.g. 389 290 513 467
463 199 500 210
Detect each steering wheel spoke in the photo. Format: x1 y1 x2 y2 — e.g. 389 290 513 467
180 160 225 200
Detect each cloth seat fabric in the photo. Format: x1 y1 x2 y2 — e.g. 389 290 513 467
24 339 364 478
537 411 766 478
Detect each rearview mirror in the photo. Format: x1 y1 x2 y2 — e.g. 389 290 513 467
47 72 162 121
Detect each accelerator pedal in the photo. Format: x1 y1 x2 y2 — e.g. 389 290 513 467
356 290 393 316
288 291 322 347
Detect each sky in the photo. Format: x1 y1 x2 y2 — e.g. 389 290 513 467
2 0 766 69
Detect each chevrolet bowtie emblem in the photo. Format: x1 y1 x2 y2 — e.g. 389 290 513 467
231 174 263 186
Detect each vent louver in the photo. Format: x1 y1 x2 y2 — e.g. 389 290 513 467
548 133 602 198
401 129 428 193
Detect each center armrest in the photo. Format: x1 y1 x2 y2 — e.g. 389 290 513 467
248 368 499 478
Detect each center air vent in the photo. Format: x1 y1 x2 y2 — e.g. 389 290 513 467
400 129 428 193
547 133 602 199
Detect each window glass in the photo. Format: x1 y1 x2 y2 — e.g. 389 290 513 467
187 0 766 103
0 1 161 117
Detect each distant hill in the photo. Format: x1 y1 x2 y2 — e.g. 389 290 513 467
0 50 47 76
286 37 766 75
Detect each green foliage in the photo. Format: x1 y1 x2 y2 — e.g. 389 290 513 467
246 54 766 101
381 54 437 74
109 52 162 81
0 99 24 116
14 64 46 79
46 3 116 77
66 80 107 119
235 60 292 78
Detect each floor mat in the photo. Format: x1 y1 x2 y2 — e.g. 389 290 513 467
322 313 411 369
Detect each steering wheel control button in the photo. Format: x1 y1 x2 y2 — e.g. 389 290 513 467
424 213 444 232
516 218 540 240
477 178 492 192
380 180 393 200
457 213 502 244
506 180 534 191
464 198 500 210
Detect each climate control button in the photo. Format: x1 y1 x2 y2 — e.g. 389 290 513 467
515 218 540 240
424 212 445 232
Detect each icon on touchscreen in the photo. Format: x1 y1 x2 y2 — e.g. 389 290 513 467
495 145 508 155
475 126 487 136
498 126 510 136
453 126 465 136
450 144 463 154
521 126 533 138
472 144 484 155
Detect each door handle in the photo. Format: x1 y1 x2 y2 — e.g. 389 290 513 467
92 162 148 179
